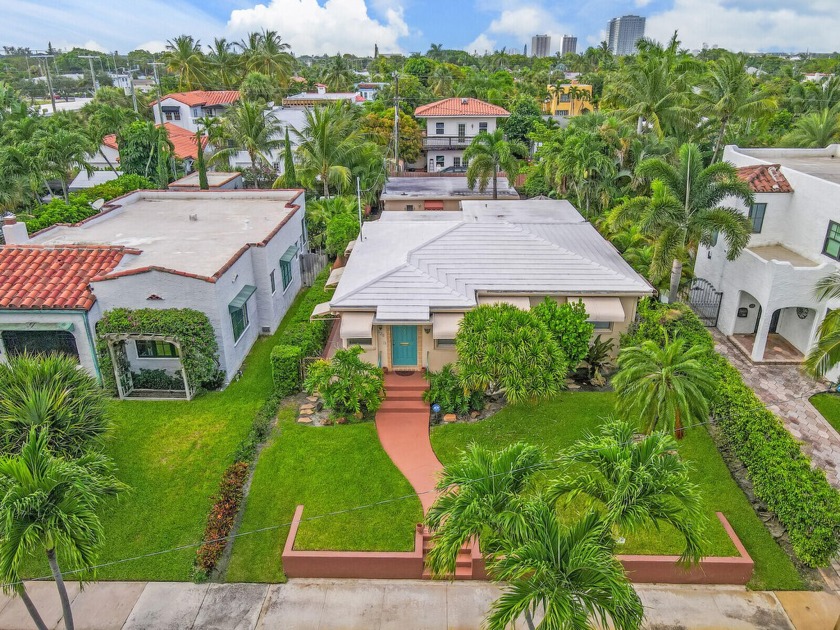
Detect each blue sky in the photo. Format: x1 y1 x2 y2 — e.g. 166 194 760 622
6 0 839 56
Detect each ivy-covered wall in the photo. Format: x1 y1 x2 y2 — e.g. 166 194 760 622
96 308 223 396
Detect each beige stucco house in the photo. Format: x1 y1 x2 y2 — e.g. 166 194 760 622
314 200 653 371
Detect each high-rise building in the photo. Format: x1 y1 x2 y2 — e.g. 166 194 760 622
607 15 646 56
531 34 551 58
560 35 577 55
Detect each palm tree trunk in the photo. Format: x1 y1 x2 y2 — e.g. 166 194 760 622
60 179 69 203
668 258 683 304
712 118 729 163
636 116 644 135
492 163 498 200
18 586 49 630
524 609 537 630
323 172 330 199
675 407 684 440
99 149 120 176
46 548 74 630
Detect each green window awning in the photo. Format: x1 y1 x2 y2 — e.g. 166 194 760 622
228 285 257 312
280 245 299 264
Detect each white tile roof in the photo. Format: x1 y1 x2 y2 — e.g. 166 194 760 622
331 202 653 315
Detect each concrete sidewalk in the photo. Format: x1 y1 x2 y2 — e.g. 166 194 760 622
0 579 836 630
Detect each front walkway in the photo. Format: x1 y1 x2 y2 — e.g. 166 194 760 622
3 579 832 629
374 372 442 513
713 330 840 487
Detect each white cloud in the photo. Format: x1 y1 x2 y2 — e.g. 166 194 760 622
463 3 570 54
635 0 652 7
227 0 410 56
134 41 168 54
647 0 840 52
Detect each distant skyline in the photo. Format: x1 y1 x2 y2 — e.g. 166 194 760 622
5 0 840 57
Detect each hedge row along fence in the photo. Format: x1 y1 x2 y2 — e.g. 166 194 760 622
96 308 222 396
625 299 840 567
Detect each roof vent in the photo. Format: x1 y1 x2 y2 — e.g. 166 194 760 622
189 214 198 221
461 98 468 105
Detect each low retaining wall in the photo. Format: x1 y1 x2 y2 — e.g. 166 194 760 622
282 507 753 585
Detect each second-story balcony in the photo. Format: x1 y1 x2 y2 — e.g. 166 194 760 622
422 135 476 150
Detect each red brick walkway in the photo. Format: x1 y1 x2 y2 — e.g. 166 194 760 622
375 372 442 513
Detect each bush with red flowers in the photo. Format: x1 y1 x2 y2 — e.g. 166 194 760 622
195 461 249 576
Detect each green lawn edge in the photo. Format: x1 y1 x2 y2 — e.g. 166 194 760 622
811 393 840 435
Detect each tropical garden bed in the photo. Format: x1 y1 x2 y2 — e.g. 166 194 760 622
430 391 805 591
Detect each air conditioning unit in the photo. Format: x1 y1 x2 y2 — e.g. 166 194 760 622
261 327 271 334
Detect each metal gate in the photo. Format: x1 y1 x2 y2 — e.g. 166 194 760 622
681 278 723 327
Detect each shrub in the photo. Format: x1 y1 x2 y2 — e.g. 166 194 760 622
456 304 568 404
271 344 303 397
532 297 595 367
194 461 249 576
23 198 99 233
231 394 278 464
325 213 360 257
284 319 329 357
304 346 384 417
131 368 184 390
629 300 840 566
424 364 484 415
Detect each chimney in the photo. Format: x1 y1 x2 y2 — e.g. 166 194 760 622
2 215 29 244
316 84 326 95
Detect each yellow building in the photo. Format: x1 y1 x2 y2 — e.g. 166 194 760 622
544 80 594 117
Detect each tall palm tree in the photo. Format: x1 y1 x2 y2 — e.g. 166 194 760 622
697 52 775 161
192 116 222 190
163 35 206 91
427 43 444 60
428 65 454 96
0 353 110 458
292 101 365 197
210 100 282 179
238 30 293 85
425 442 547 577
547 418 706 564
87 104 135 175
273 127 297 189
0 429 126 630
781 109 840 148
206 38 239 89
805 271 840 378
612 338 716 438
320 55 356 92
486 503 643 630
34 127 94 202
608 143 753 302
463 129 526 200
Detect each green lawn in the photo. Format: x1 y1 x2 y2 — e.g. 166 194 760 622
431 392 804 591
226 407 423 583
812 393 840 435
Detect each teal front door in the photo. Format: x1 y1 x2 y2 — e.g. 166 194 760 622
391 326 418 367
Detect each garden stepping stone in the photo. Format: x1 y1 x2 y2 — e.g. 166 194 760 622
299 408 314 415
567 383 581 390
443 413 457 423
306 396 318 402
297 416 313 424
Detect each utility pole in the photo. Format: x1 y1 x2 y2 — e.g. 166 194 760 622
33 54 56 113
392 71 399 172
125 67 139 113
356 176 364 241
150 61 165 125
79 55 99 94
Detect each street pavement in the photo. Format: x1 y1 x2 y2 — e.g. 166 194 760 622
0 579 836 629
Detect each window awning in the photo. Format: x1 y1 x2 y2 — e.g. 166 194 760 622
344 240 356 257
325 267 345 288
424 200 444 210
228 285 256 312
280 245 299 264
310 302 333 320
340 312 374 338
432 313 464 339
575 296 626 322
477 295 531 310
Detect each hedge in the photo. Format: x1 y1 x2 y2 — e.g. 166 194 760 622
271 345 304 397
624 300 840 566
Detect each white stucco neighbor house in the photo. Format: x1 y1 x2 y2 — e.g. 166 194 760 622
0 189 307 397
151 90 241 133
414 98 510 172
694 145 840 377
380 175 519 211
315 199 653 372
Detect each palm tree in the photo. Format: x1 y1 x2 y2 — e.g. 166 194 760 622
547 418 706 564
87 104 135 175
805 271 840 378
464 129 526 200
163 35 206 91
781 109 840 148
320 55 356 92
485 503 643 630
608 143 753 302
34 127 94 202
292 102 365 197
192 116 222 190
428 65 454 96
210 100 282 179
0 429 126 630
0 353 110 458
427 43 444 59
238 30 293 85
612 338 716 439
425 442 546 577
697 52 775 161
206 38 239 89
273 127 297 189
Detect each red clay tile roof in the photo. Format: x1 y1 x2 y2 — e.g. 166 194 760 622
150 90 240 108
736 164 794 193
0 246 138 310
100 123 206 161
414 97 510 118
